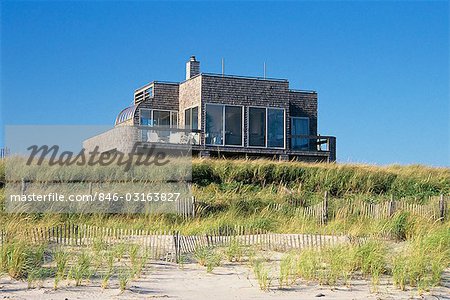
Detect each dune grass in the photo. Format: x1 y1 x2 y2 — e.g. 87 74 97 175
1 159 448 235
392 226 450 292
275 226 449 292
0 159 449 293
192 159 449 198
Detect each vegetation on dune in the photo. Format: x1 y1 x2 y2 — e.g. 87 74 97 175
0 239 47 280
1 159 449 236
1 158 449 197
0 159 449 294
192 160 450 198
274 228 449 293
0 236 150 292
392 227 450 292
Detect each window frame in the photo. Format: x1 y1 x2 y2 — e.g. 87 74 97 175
139 108 179 127
184 105 199 130
291 116 310 150
205 103 244 147
247 106 286 149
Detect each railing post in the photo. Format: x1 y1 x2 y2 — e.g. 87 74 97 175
328 137 336 162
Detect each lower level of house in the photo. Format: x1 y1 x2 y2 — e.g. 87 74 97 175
83 126 336 162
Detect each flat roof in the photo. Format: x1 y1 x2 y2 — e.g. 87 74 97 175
200 72 288 82
134 81 179 93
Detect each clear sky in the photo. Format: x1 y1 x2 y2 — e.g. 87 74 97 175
1 1 449 166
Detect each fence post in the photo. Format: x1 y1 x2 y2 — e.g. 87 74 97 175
439 194 446 221
322 191 328 224
173 231 180 263
388 195 395 217
192 196 196 218
21 178 27 195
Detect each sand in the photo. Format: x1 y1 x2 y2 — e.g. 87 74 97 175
1 261 449 300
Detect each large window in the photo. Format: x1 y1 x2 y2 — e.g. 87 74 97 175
205 104 243 146
206 105 223 145
291 117 309 150
184 106 199 129
268 108 285 148
248 107 285 148
139 109 178 127
153 110 170 127
140 109 152 126
248 108 266 147
225 106 243 146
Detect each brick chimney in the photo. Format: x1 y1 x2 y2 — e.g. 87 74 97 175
186 56 200 80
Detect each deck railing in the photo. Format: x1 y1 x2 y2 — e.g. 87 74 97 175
288 135 336 151
136 128 336 155
137 126 202 146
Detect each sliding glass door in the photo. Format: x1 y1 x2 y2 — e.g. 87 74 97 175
249 107 285 148
267 108 284 148
291 117 309 150
205 104 224 145
206 104 243 146
248 107 266 147
225 106 243 146
204 104 285 148
153 110 171 127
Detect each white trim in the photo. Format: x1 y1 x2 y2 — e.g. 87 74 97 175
247 106 286 150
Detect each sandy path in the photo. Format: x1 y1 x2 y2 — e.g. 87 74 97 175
1 261 448 300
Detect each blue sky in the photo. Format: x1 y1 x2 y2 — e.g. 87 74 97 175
1 1 449 166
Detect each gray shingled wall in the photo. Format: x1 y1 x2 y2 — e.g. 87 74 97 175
133 83 179 125
179 75 202 128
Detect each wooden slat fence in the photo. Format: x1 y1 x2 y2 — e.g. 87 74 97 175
1 223 351 263
15 177 447 222
177 230 349 255
269 200 326 223
330 195 448 220
268 194 448 223
1 224 177 262
176 196 196 219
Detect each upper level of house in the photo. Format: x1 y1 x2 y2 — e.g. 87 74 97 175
87 56 335 162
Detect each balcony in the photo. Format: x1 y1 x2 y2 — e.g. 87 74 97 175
137 127 335 158
83 126 335 162
138 126 201 146
288 135 336 161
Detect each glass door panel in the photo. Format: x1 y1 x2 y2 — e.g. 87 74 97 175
225 106 242 146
